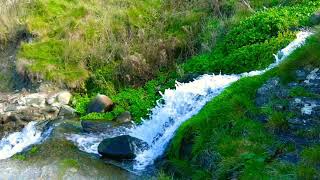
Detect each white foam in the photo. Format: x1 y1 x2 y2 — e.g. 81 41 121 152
130 31 312 170
0 121 43 160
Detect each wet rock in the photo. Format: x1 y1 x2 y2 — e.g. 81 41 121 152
87 94 113 113
256 78 288 106
289 97 320 117
81 120 116 133
115 111 132 123
310 12 320 25
179 73 201 83
58 105 76 118
303 69 320 94
255 70 320 166
295 69 308 81
98 135 149 160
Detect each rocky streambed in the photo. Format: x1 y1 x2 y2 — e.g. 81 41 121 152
0 90 75 138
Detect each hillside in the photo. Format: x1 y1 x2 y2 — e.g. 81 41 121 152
0 0 320 179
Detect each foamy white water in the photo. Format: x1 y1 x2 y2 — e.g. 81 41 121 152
67 31 312 171
66 133 109 155
0 121 44 160
130 31 312 170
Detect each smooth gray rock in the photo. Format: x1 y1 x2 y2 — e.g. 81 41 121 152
58 105 76 118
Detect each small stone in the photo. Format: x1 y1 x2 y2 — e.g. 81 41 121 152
256 77 288 106
58 105 76 118
295 70 307 81
115 111 132 123
310 12 320 25
46 95 56 105
288 118 306 125
57 91 72 105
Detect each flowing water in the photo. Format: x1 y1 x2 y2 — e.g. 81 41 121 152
0 31 312 178
0 120 137 179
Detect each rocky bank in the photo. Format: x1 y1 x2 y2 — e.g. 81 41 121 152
0 90 75 138
256 68 320 163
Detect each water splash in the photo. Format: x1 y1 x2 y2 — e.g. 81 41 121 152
66 133 109 155
67 31 312 171
0 121 50 160
65 126 128 155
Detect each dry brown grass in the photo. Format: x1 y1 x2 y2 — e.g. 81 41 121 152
0 0 29 45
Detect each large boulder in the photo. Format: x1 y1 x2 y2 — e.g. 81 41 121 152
87 94 113 113
98 135 149 160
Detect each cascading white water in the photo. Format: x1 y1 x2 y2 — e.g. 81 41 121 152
0 121 45 160
67 31 312 171
129 31 313 170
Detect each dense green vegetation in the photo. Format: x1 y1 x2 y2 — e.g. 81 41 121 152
3 0 318 122
165 30 320 179
183 1 320 74
1 0 320 178
70 0 320 122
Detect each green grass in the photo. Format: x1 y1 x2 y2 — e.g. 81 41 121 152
14 0 215 88
289 86 320 98
165 30 320 179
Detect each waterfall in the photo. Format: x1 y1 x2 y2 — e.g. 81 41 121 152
0 121 50 160
129 31 312 170
67 31 312 171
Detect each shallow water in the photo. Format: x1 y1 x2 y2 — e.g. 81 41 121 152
0 120 137 179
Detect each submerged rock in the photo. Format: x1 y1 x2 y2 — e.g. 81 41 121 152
98 135 149 160
87 94 113 113
81 120 116 133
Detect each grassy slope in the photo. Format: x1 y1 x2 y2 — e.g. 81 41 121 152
165 23 320 180
76 0 320 122
14 0 214 89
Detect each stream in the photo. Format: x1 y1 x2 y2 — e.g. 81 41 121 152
0 31 312 178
